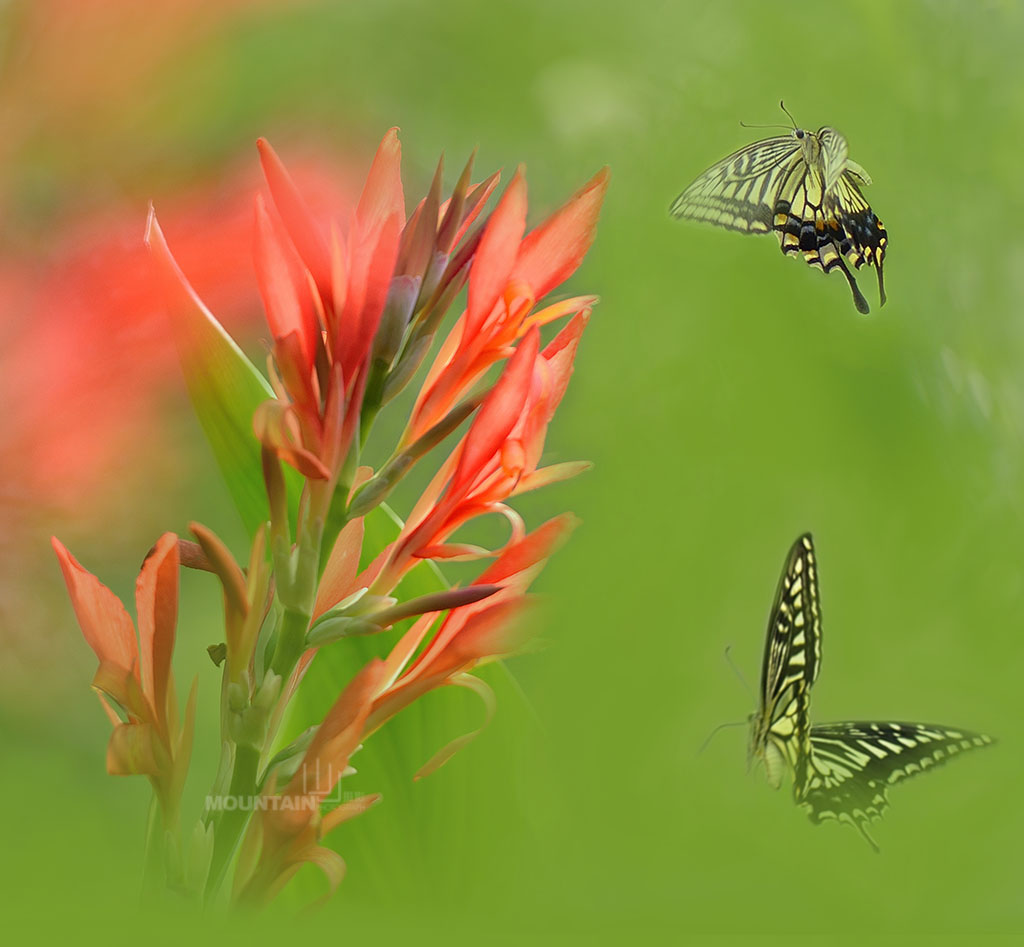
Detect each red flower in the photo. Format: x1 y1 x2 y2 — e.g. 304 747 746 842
371 314 591 593
405 166 607 444
366 514 577 775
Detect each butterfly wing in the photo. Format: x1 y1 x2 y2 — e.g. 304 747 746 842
799 721 994 851
826 172 888 306
670 135 803 234
749 534 823 787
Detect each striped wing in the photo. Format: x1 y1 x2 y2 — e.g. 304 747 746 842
749 534 822 787
670 136 803 234
826 172 888 305
799 721 995 851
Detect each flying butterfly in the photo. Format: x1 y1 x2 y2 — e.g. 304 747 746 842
750 534 993 851
670 103 887 314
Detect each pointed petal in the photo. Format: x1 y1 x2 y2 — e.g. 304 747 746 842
357 128 405 232
452 327 539 491
52 537 138 674
513 461 592 496
477 513 579 585
466 168 527 337
287 658 385 798
256 138 333 296
314 518 366 619
514 167 608 298
253 194 318 370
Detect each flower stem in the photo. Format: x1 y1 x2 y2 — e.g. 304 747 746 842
203 743 261 903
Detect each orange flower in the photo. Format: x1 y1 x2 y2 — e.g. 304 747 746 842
366 514 577 775
372 315 591 593
404 165 608 444
234 658 386 905
51 533 195 818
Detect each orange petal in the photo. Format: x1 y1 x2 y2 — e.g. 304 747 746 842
477 513 579 586
287 658 386 798
52 537 138 675
253 193 319 371
513 167 608 299
466 168 527 337
257 138 333 299
135 533 179 725
314 518 366 619
452 327 538 492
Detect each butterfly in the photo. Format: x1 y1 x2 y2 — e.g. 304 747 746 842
750 534 994 851
670 103 887 314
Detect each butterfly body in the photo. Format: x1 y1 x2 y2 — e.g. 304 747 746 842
670 114 888 314
750 534 993 850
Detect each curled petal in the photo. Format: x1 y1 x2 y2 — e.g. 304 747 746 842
413 674 496 780
253 401 330 480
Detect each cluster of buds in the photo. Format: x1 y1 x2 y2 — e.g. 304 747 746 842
53 129 606 906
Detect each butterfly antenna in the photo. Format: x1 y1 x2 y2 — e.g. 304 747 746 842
697 719 748 755
738 120 791 131
778 100 799 128
724 644 753 700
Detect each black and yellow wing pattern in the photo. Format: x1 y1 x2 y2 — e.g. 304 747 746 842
801 721 994 852
747 533 821 790
670 105 888 314
749 535 994 851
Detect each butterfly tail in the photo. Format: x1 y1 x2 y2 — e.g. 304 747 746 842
835 256 871 315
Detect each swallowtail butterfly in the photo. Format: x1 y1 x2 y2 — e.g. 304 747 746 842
670 103 887 314
751 534 993 850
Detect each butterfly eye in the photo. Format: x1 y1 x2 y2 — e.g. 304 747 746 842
795 129 805 139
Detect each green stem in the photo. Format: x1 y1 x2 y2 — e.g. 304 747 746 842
203 743 261 904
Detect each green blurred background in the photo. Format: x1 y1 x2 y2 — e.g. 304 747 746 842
3 0 1022 939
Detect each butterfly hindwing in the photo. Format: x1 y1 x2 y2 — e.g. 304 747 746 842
800 722 995 851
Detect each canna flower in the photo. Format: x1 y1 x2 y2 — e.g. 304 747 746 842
240 513 575 903
51 533 196 821
234 658 386 904
248 133 407 482
404 165 608 444
366 514 578 775
370 314 591 594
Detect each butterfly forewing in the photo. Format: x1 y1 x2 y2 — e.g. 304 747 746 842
749 534 822 784
669 136 802 234
800 722 994 851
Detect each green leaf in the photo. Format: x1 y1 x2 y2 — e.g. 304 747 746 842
146 209 300 536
